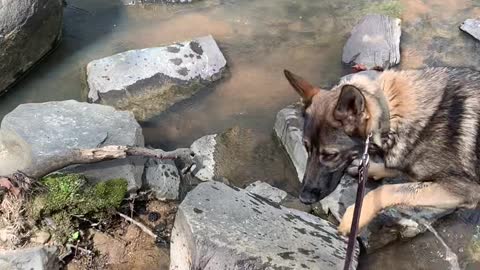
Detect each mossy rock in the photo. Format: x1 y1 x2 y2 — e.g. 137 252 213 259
28 174 128 242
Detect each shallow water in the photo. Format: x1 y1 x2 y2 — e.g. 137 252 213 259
2 0 480 268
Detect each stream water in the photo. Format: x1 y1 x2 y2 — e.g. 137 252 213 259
2 0 480 268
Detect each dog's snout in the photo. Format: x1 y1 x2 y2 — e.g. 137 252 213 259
299 188 321 204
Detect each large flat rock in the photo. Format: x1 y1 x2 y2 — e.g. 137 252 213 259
0 0 63 94
87 35 227 121
0 100 145 191
342 14 401 70
273 96 452 252
460 19 480 41
0 246 60 270
170 181 358 269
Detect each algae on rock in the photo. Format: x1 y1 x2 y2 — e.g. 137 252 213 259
28 174 128 242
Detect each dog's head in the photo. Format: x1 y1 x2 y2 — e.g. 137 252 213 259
284 70 375 204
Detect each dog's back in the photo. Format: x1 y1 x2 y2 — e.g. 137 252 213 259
369 67 480 199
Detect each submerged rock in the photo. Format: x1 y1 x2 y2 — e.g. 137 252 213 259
144 158 181 200
274 101 452 252
189 127 300 192
170 181 358 269
0 0 63 94
0 100 144 191
0 246 60 270
86 35 227 121
460 19 480 41
342 14 401 70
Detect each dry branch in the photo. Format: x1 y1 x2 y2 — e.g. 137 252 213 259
0 145 194 197
117 212 156 239
20 145 193 179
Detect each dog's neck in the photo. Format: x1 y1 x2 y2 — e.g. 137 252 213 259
340 70 391 148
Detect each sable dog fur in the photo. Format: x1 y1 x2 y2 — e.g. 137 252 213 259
283 67 480 235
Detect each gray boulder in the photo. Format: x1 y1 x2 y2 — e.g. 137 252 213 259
273 102 307 181
0 246 60 270
274 102 452 252
144 158 180 200
86 35 227 121
0 100 145 191
170 181 358 270
0 0 63 94
460 19 480 41
342 14 401 69
245 180 287 204
190 134 217 181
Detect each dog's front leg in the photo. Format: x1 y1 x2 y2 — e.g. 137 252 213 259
337 182 464 235
347 160 400 180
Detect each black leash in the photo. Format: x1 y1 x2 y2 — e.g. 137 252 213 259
343 133 372 270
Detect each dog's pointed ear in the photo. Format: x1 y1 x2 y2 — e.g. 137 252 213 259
334 85 367 135
284 69 319 104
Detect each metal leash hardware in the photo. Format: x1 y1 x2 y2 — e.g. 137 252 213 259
343 133 372 270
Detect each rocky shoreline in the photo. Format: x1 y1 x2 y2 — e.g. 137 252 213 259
2 1 480 269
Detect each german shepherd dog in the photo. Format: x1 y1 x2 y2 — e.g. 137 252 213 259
283 67 480 235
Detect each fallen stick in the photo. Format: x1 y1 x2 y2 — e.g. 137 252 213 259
117 211 156 239
0 145 194 197
23 145 194 179
66 243 93 255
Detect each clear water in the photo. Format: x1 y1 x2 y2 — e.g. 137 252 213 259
2 0 480 268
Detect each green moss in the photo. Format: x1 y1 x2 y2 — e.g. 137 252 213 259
362 1 403 18
28 174 128 242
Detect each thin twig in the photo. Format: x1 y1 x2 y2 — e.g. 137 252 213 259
116 212 156 239
66 243 93 255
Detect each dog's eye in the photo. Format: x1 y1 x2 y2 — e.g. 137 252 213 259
320 151 339 162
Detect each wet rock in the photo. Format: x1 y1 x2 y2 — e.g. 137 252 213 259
342 14 401 69
245 180 287 204
0 246 60 270
274 99 452 252
144 158 180 200
170 181 358 269
460 19 480 41
190 134 217 181
246 181 312 213
273 102 307 181
189 127 300 193
0 100 145 192
0 0 63 94
87 35 227 121
30 231 51 244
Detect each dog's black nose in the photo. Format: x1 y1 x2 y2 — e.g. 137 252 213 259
299 188 321 205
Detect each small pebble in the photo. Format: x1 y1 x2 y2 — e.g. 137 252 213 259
154 222 167 234
31 231 51 244
155 237 169 248
148 211 161 222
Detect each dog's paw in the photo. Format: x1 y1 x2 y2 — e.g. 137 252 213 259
338 205 355 236
346 159 362 177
